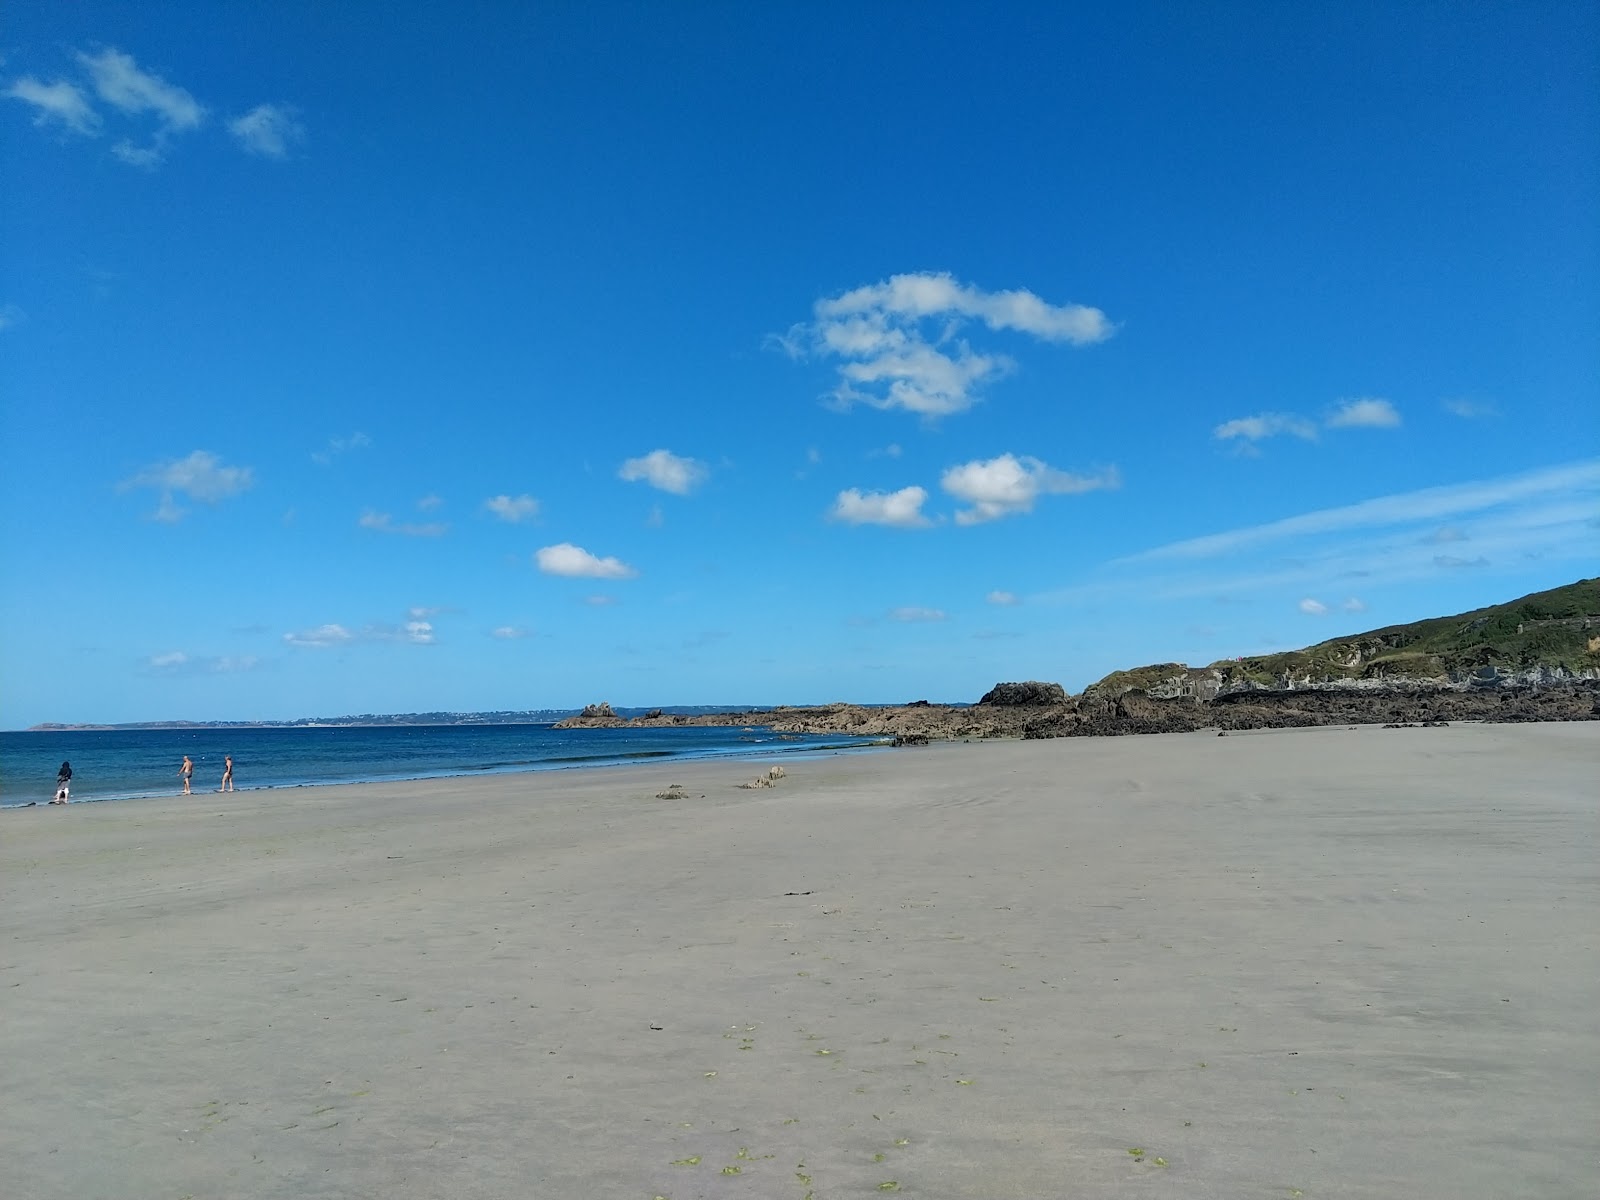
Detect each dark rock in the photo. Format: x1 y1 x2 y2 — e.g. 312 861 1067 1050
978 681 1069 707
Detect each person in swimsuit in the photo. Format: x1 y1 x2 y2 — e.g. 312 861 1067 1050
220 755 234 792
180 755 193 795
53 761 72 804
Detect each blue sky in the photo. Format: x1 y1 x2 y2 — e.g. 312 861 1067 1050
2 2 1596 727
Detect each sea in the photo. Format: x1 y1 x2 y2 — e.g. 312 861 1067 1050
0 724 886 809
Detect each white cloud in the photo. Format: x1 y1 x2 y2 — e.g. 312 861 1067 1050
941 454 1120 524
1299 598 1329 616
1442 397 1497 420
1213 412 1319 443
283 617 434 648
986 590 1019 606
146 650 260 674
781 271 1113 417
491 625 531 639
485 493 539 522
1327 397 1401 429
830 485 932 528
4 77 101 135
1215 398 1400 451
890 606 947 623
1341 597 1367 613
311 431 370 465
77 48 203 130
584 594 618 606
416 494 443 512
284 623 353 648
536 543 637 579
121 450 254 520
1122 459 1600 564
0 303 24 332
358 510 448 537
618 449 708 495
229 103 304 158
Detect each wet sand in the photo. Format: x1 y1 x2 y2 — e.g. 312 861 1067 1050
3 723 1595 1199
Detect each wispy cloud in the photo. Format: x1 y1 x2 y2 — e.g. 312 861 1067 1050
1124 460 1600 565
942 454 1119 525
491 625 531 640
229 103 304 159
890 606 947 623
986 590 1019 606
1298 597 1329 616
0 303 26 332
283 618 435 648
1326 397 1401 429
619 449 708 495
777 271 1113 417
145 651 261 675
1064 459 1600 612
6 46 300 168
1213 412 1319 445
359 510 449 537
830 485 932 528
485 493 539 522
1215 397 1401 451
4 76 101 135
311 431 370 465
120 450 254 521
535 543 637 579
1442 397 1498 420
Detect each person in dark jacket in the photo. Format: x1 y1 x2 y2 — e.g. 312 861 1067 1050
53 761 72 804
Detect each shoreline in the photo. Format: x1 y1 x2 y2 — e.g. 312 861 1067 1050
5 722 1595 1198
0 727 891 811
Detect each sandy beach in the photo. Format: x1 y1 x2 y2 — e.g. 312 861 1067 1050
3 723 1595 1199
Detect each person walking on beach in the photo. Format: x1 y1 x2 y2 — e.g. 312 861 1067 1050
179 755 193 795
220 755 234 792
52 761 72 804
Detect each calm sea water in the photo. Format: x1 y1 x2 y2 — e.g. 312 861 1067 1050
0 724 884 808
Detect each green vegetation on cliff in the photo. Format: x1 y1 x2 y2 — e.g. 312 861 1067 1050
1091 578 1600 694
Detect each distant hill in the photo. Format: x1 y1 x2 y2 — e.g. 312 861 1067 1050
1089 578 1599 698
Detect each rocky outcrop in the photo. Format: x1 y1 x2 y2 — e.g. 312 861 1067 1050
976 681 1069 706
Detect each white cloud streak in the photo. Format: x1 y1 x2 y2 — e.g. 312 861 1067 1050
1213 412 1319 443
1326 397 1401 429
120 450 254 521
941 454 1120 524
890 607 947 623
1298 598 1329 615
986 590 1019 606
4 77 101 135
77 48 204 129
229 103 304 158
535 543 637 579
485 494 539 522
830 486 932 528
780 271 1113 417
359 510 448 537
1124 460 1600 565
283 618 435 648
618 449 708 495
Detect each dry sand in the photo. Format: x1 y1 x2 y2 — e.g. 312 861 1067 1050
2 723 1595 1199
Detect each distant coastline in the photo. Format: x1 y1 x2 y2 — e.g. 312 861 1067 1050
22 705 797 733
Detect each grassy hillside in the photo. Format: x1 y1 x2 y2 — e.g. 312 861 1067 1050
1087 579 1600 695
1214 578 1600 686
